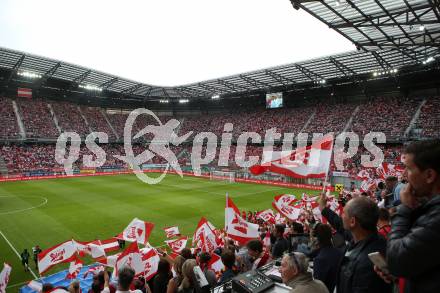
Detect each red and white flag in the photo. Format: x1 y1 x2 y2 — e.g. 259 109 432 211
256 209 275 224
272 194 302 221
225 195 259 244
165 236 188 253
356 169 371 180
118 218 154 245
193 218 219 253
82 265 105 279
208 253 224 275
66 257 83 279
74 240 106 259
163 226 180 239
250 134 334 179
114 242 141 277
138 247 160 281
0 263 12 293
17 88 32 99
38 240 77 275
100 238 120 252
376 162 404 180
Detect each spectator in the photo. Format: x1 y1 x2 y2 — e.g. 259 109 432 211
153 258 172 293
271 224 290 259
319 195 392 293
178 259 197 293
218 250 238 284
196 252 217 286
311 223 343 293
377 208 391 239
246 239 270 270
167 255 186 293
279 252 328 293
68 280 81 293
385 140 440 293
102 266 137 293
288 222 309 254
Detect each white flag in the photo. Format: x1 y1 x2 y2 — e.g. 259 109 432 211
0 263 12 293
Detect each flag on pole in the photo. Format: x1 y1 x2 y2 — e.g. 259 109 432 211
66 257 83 279
225 196 259 244
139 247 160 281
0 263 12 293
100 238 120 252
165 236 188 253
163 226 180 239
118 218 155 245
208 253 224 275
250 134 334 179
256 209 275 224
73 240 106 259
17 88 32 99
38 240 77 275
193 217 219 253
272 194 302 221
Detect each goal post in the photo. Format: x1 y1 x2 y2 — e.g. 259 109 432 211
209 170 235 183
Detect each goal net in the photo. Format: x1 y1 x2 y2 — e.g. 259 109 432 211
209 170 235 183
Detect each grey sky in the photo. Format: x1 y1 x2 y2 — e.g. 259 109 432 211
0 0 353 86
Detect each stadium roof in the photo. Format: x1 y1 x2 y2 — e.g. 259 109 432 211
0 0 438 100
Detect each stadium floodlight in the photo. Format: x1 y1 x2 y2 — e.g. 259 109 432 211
179 99 189 104
79 84 102 92
373 72 378 77
419 25 425 31
18 71 42 79
335 0 341 6
159 99 169 103
422 57 434 65
211 94 220 100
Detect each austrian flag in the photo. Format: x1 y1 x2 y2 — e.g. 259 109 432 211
163 226 180 239
119 218 154 245
38 240 77 275
165 236 188 253
250 134 334 179
225 195 259 244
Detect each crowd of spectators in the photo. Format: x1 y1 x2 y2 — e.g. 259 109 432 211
17 98 59 138
80 107 117 140
417 96 440 138
51 101 90 137
12 140 440 293
0 97 20 138
350 97 421 139
0 96 438 143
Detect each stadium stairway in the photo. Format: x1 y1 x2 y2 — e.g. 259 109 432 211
11 100 26 139
77 105 93 134
299 110 316 133
0 155 8 176
102 109 120 140
405 98 427 138
47 103 62 134
343 105 360 133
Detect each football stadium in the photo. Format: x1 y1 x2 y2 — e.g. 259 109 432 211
0 1 439 293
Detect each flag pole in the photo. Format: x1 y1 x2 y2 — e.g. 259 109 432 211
322 134 335 194
225 192 229 231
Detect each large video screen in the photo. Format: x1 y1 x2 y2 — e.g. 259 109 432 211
266 92 283 109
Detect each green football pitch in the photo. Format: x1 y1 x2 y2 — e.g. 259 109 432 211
0 174 322 290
